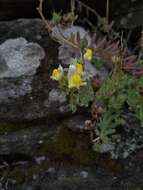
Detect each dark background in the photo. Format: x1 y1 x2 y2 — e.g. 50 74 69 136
0 0 142 37
0 0 138 21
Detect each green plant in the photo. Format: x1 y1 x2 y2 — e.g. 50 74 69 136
51 60 94 113
37 0 143 154
91 71 143 147
91 58 105 69
51 11 62 25
96 110 125 144
69 80 94 112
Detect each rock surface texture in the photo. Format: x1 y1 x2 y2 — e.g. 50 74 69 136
0 37 44 103
0 18 142 190
0 19 71 122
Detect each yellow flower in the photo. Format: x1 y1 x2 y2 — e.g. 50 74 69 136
68 74 86 89
75 63 84 76
84 48 93 61
51 65 63 81
68 63 84 80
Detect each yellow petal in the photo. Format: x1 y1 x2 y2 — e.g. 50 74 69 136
84 48 93 61
68 74 86 89
51 68 62 81
75 63 84 76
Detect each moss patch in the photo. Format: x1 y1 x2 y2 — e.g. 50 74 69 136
0 123 21 135
8 161 49 185
40 126 96 164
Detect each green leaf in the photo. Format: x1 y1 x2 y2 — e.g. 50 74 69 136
69 91 79 113
127 89 141 108
96 110 125 144
79 80 94 107
80 38 88 49
91 57 104 69
108 94 127 110
51 11 62 25
138 76 143 87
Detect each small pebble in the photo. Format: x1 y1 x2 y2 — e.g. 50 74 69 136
47 167 55 174
35 156 46 164
80 171 88 179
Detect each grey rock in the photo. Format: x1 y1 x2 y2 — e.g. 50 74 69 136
0 19 71 121
48 89 66 104
80 171 89 179
84 61 109 80
0 51 8 74
99 114 143 159
62 115 87 132
58 44 79 65
44 89 69 115
47 167 56 174
35 156 46 164
0 37 45 103
98 144 115 153
0 37 45 78
84 60 99 79
0 124 55 155
57 25 91 66
16 158 143 190
0 77 32 102
52 25 91 46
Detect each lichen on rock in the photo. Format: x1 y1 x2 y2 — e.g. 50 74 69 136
0 37 45 78
0 37 45 102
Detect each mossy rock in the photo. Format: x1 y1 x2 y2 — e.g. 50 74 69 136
0 122 22 135
8 161 50 185
40 126 96 164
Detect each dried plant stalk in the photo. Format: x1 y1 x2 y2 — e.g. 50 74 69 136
37 0 80 50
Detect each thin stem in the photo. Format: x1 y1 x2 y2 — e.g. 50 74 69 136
106 0 110 25
138 29 143 60
75 0 103 23
36 0 52 32
91 132 100 143
37 0 80 50
71 0 75 14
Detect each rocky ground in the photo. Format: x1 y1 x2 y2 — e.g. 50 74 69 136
0 18 143 190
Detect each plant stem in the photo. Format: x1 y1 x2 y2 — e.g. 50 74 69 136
106 0 110 25
37 0 80 50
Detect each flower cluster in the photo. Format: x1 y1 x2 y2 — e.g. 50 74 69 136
51 61 87 89
51 48 93 88
50 48 94 113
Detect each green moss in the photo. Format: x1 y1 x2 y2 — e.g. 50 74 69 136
9 161 49 185
25 161 49 178
9 167 26 185
0 123 21 134
43 126 96 164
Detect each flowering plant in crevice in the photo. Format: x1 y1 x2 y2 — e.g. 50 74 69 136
51 53 94 112
37 0 143 157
